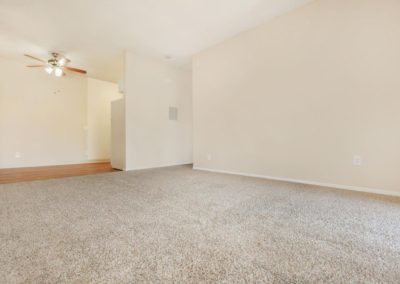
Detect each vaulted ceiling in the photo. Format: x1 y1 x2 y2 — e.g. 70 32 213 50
0 0 312 82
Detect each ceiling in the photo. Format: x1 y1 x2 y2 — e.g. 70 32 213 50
0 0 312 82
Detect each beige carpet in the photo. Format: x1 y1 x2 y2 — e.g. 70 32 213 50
1 165 399 283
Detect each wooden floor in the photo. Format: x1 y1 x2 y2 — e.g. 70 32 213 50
0 162 117 184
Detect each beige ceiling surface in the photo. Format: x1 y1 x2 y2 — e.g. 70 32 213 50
0 0 312 82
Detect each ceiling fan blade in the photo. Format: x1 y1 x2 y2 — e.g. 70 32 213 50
27 65 45 67
24 54 47 63
65 66 87 74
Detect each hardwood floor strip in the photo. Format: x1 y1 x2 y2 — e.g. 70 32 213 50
0 162 117 184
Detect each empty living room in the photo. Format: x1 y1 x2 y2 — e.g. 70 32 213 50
1 0 399 283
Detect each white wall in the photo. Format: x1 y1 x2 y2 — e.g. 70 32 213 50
0 57 88 168
0 57 120 168
193 0 400 194
87 78 122 161
124 52 193 170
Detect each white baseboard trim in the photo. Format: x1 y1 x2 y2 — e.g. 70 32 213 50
74 159 111 165
193 167 400 198
1 159 111 169
126 162 193 172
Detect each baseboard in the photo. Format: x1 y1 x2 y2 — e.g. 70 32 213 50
1 159 110 169
75 159 111 165
193 167 400 198
126 162 193 171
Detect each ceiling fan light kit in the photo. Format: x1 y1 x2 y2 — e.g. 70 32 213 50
24 52 87 77
46 66 64 77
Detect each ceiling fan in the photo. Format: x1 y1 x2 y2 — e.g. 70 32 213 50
25 52 87 77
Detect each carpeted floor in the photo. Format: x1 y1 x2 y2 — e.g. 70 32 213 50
1 165 399 283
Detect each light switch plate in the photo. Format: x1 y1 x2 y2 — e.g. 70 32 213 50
169 107 178 121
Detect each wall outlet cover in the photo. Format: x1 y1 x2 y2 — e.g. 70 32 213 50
353 155 363 166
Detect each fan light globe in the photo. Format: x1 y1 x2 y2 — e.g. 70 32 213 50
45 66 53 74
58 58 67 66
54 67 63 77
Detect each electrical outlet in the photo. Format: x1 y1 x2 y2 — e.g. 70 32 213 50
207 154 212 161
15 152 21 159
353 155 363 166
